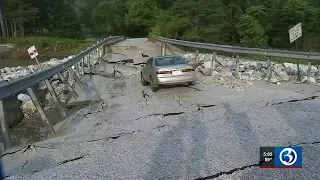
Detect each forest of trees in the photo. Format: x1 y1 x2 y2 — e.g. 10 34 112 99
1 0 320 51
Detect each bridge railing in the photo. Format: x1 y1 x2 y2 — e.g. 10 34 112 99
156 36 320 81
0 36 125 149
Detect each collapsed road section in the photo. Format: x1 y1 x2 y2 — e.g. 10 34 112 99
1 38 320 180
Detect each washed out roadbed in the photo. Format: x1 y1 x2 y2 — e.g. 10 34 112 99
2 72 320 180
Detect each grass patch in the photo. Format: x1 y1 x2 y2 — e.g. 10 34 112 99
0 37 96 60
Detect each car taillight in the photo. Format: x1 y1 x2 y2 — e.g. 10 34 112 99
157 71 171 74
182 68 194 72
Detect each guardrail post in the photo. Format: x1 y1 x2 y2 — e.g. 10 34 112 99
161 43 166 56
81 58 85 76
195 49 199 65
0 100 13 148
68 67 85 91
58 73 78 98
75 62 81 78
88 54 91 73
307 61 311 84
235 55 240 78
211 52 217 75
297 60 301 82
97 47 100 59
44 79 66 117
27 87 55 135
267 57 272 81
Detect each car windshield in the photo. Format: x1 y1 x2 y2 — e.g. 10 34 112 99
154 56 187 66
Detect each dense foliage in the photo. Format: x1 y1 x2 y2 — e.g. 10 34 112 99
1 0 320 51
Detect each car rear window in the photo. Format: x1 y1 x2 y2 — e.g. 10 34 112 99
154 56 187 66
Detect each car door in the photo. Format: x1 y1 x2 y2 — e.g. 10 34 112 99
142 58 152 82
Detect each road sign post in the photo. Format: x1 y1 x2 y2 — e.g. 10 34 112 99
289 22 302 81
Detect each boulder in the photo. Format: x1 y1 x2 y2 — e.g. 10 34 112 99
311 66 318 74
302 76 317 84
227 61 236 70
215 66 224 72
249 61 258 69
203 61 216 70
241 61 250 70
270 77 279 84
258 61 268 69
278 71 290 81
215 56 227 67
238 65 246 72
253 71 264 80
184 53 196 62
240 75 250 80
220 69 233 77
198 66 212 76
284 63 297 75
274 64 285 74
23 100 36 110
2 96 24 127
261 68 268 74
212 70 220 76
17 94 31 102
243 70 255 77
3 67 11 73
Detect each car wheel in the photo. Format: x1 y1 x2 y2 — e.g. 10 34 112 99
141 73 149 86
150 76 159 92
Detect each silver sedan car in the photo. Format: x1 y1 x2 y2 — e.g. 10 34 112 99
141 55 196 92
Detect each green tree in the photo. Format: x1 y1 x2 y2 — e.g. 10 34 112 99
5 0 39 37
236 14 268 47
92 0 126 37
168 0 226 42
125 0 159 37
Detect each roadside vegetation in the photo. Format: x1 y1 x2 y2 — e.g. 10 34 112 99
0 37 96 60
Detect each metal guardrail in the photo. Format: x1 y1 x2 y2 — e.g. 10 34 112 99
0 36 125 149
0 36 125 100
156 36 320 60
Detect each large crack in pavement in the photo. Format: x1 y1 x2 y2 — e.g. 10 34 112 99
83 102 105 118
133 112 185 121
21 160 29 172
194 140 320 180
272 95 318 105
188 86 203 91
195 160 264 180
173 95 182 106
152 125 169 131
1 145 56 158
292 141 320 146
85 131 138 143
142 91 150 106
58 155 86 166
197 104 217 112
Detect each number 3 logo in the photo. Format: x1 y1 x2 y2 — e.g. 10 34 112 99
279 148 297 166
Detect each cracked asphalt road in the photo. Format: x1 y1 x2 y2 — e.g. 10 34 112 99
2 39 320 180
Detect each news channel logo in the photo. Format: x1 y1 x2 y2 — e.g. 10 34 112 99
260 146 302 168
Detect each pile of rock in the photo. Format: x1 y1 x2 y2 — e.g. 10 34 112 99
0 56 74 82
184 52 320 89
